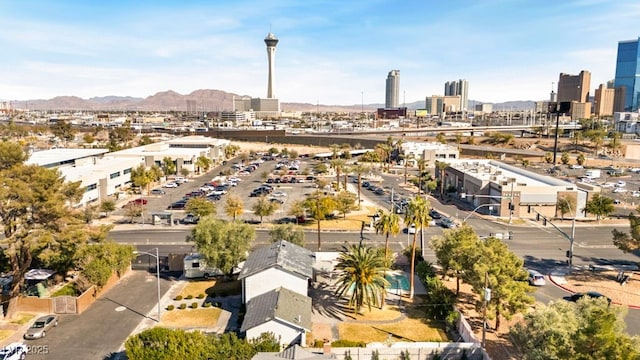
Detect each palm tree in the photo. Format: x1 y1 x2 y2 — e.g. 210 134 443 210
375 143 392 172
330 158 346 191
417 158 427 194
349 163 370 210
435 161 449 196
404 196 431 299
334 244 389 313
374 209 401 259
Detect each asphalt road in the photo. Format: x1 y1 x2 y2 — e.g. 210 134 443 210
25 271 173 360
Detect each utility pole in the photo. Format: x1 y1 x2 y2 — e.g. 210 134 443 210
482 271 490 349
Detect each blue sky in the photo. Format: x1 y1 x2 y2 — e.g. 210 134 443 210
1 0 639 105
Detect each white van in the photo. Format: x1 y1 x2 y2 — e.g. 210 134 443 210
183 253 223 279
527 269 546 286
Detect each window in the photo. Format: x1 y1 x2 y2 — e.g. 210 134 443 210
192 262 200 269
123 168 132 174
86 183 97 192
110 171 121 179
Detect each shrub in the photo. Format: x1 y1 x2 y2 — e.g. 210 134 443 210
203 302 212 308
196 293 205 299
331 340 366 348
179 303 187 310
185 295 193 300
175 295 183 301
191 302 198 309
167 305 175 311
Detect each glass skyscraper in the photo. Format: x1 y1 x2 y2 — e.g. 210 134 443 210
614 37 640 112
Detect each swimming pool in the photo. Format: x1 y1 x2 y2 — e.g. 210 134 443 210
386 272 410 292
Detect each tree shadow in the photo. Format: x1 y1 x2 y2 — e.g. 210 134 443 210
309 276 350 321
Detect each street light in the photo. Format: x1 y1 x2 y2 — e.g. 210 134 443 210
463 203 498 222
133 248 161 322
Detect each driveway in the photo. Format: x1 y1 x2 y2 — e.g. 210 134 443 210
26 271 173 360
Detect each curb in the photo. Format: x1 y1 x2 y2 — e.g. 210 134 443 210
547 273 640 310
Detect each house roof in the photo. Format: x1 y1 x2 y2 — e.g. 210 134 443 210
238 240 314 280
252 345 335 360
240 287 312 333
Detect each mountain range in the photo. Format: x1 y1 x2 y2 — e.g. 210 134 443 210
8 89 536 112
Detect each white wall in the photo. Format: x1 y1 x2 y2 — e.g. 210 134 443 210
244 268 307 302
246 320 304 347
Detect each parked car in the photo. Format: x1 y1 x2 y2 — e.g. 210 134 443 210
564 291 611 304
437 218 458 228
0 343 27 360
181 214 200 224
429 209 442 219
24 315 58 339
569 164 584 169
616 180 626 187
163 182 178 188
405 224 416 234
527 269 546 286
612 187 627 193
123 198 147 208
150 188 166 195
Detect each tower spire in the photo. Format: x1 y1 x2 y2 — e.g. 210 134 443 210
264 32 279 99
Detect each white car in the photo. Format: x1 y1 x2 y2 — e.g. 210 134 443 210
601 182 615 188
163 182 178 188
633 191 640 198
271 191 287 197
0 343 27 360
527 269 546 286
570 164 583 169
612 187 627 193
616 181 626 188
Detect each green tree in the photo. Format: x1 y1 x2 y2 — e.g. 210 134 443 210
185 197 216 218
577 153 586 165
49 120 75 141
374 209 400 260
269 224 305 246
0 141 28 170
188 218 255 275
162 156 176 176
123 203 143 223
304 191 337 250
100 200 116 217
224 195 244 221
83 133 96 144
252 196 278 224
435 161 448 195
561 151 570 165
195 155 212 174
125 328 215 360
75 242 135 287
180 167 190 178
0 158 85 318
585 193 615 222
330 158 347 191
224 144 240 159
436 133 446 144
430 224 479 295
544 152 553 164
287 200 306 224
334 244 389 313
585 129 606 156
130 165 153 194
463 237 534 331
334 191 357 219
611 210 640 253
138 135 154 146
511 298 640 360
314 162 328 174
404 196 431 298
556 196 576 221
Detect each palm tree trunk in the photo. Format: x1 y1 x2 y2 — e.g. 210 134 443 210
384 234 389 259
410 233 417 299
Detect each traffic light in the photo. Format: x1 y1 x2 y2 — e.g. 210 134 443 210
566 250 572 258
536 213 540 221
542 218 547 226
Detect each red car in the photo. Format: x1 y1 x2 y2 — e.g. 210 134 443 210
124 198 148 207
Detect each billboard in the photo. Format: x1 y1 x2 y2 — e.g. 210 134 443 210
415 109 428 117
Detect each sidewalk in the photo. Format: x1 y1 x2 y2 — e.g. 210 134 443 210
548 265 640 309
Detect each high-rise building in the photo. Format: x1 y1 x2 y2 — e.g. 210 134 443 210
444 79 469 111
614 37 640 112
385 70 400 108
593 84 615 117
557 70 591 119
264 32 279 99
425 95 461 117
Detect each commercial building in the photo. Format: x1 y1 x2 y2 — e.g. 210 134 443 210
438 159 586 219
445 79 469 111
400 141 459 168
614 37 640 112
593 83 615 117
425 95 462 117
557 70 592 120
385 70 400 108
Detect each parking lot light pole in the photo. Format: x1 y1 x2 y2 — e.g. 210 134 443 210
133 248 161 322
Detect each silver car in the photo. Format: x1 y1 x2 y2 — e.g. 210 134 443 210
24 315 58 339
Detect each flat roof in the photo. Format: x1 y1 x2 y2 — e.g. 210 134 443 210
165 135 230 146
59 156 142 182
26 148 108 167
447 159 574 188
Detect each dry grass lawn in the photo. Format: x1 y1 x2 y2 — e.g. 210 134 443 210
339 319 446 343
161 307 222 328
10 313 35 325
179 280 216 298
343 305 402 321
0 329 14 341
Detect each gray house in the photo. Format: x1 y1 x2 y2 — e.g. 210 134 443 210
237 240 314 303
241 287 312 347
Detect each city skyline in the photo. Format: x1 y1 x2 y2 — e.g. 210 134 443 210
1 1 639 105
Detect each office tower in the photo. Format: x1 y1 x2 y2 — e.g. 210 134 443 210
593 84 615 117
444 79 469 111
557 70 591 119
614 37 640 112
264 32 279 99
385 70 400 108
